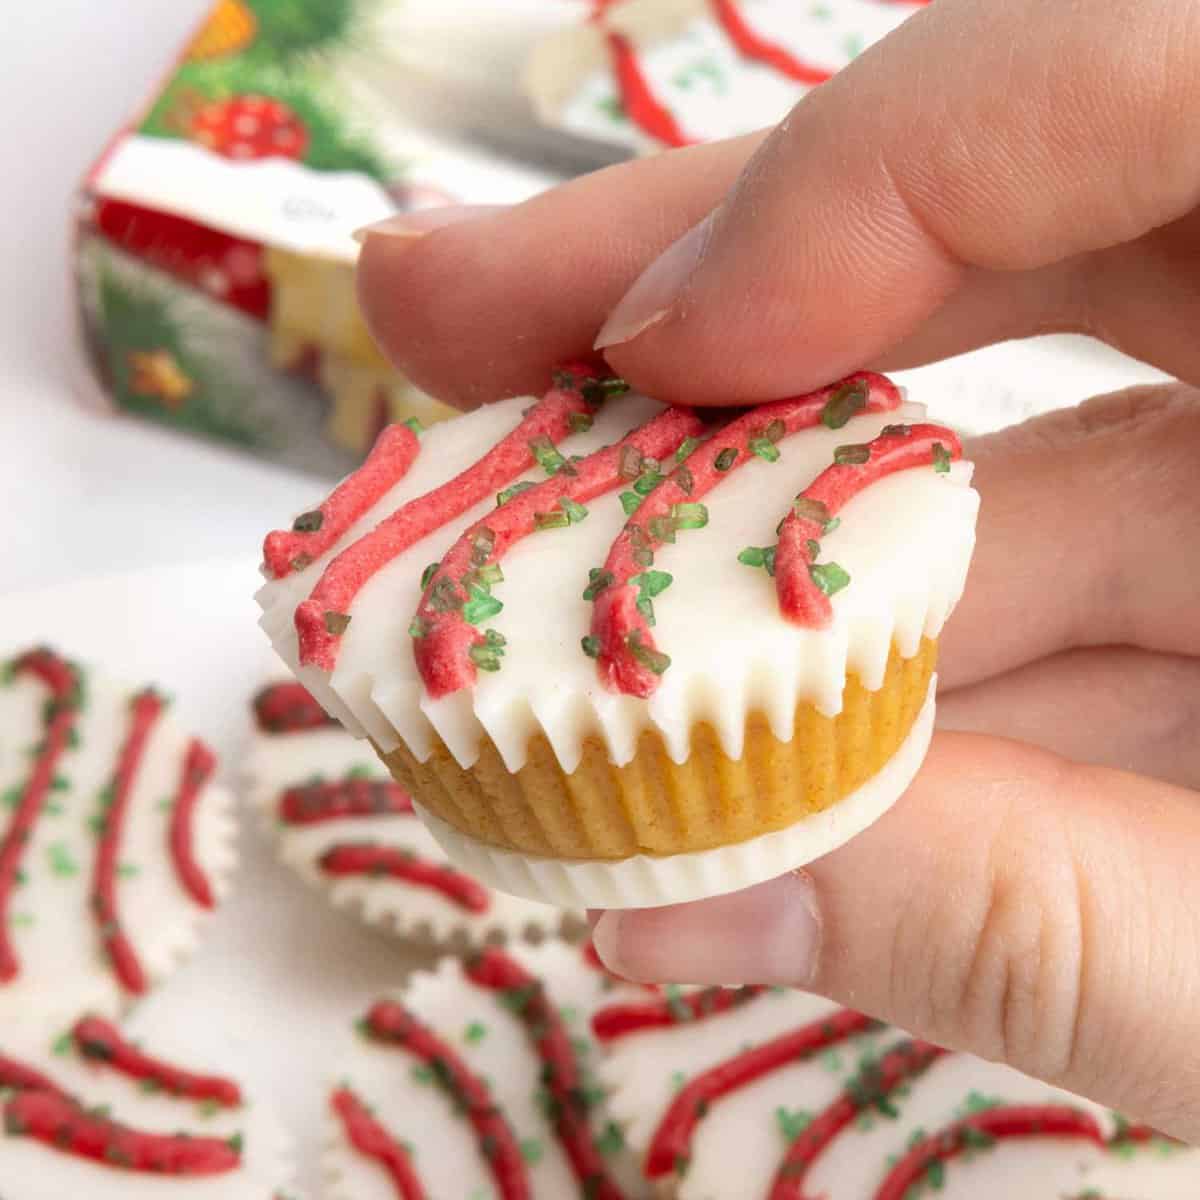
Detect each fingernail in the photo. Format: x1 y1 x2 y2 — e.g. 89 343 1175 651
594 212 714 350
352 204 507 243
591 871 823 986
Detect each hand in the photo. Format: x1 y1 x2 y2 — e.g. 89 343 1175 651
356 0 1200 1142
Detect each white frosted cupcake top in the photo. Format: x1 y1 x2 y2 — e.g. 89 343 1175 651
322 940 649 1199
526 0 922 155
0 1008 293 1199
595 984 1198 1197
0 647 236 1050
257 369 977 773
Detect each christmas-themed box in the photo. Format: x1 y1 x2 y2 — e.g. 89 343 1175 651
74 0 576 475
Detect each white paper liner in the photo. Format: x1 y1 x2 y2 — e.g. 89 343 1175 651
0 1009 294 1200
321 940 650 1200
0 650 238 1050
414 677 936 910
595 985 1200 1198
245 684 577 945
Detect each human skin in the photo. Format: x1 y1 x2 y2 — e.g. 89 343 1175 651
356 0 1200 1142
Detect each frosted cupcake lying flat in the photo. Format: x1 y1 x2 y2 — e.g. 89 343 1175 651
257 366 978 907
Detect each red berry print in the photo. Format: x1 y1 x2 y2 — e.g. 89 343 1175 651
189 95 309 163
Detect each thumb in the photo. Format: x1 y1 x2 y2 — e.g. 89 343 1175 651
591 733 1200 1143
596 0 1200 404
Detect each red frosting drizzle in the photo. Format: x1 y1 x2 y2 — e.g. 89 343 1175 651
768 1039 946 1199
414 405 702 698
365 999 530 1200
263 423 421 579
170 738 218 909
253 681 338 733
0 1053 61 1095
592 985 765 1041
873 1105 1106 1200
645 1007 878 1178
466 948 630 1200
711 0 835 84
775 421 962 628
295 365 604 672
591 372 900 697
320 845 491 913
93 689 166 995
3 1088 240 1175
0 648 84 982
606 32 693 148
72 1015 242 1107
331 1086 426 1200
280 778 414 824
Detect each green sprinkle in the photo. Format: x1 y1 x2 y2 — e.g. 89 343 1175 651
534 509 570 531
580 375 630 405
881 423 913 437
499 984 540 1013
674 465 695 496
496 480 537 507
809 562 851 597
792 496 832 527
714 447 738 471
824 516 841 535
776 1107 813 1141
464 1021 488 1045
292 510 323 533
647 515 677 544
820 380 869 430
462 585 504 625
408 617 430 640
618 444 644 481
628 631 670 676
117 863 139 879
806 539 821 557
632 469 663 497
1 787 19 812
47 843 77 879
529 436 572 477
671 502 708 530
932 442 952 474
52 1032 72 1057
583 569 615 602
597 1121 625 1156
560 498 589 524
834 443 871 466
749 437 781 463
619 491 641 515
674 436 701 463
581 636 601 659
634 570 673 598
520 1138 544 1165
420 562 440 590
403 416 424 435
671 1070 688 1093
764 418 786 443
737 545 777 576
568 411 594 434
324 611 351 637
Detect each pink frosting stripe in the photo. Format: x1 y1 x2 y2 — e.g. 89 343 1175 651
590 372 901 698
263 423 421 580
295 366 604 672
413 406 703 698
774 422 962 627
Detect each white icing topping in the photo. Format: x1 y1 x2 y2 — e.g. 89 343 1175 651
598 988 1200 1197
258 390 977 775
540 0 920 155
0 1008 293 1199
322 940 650 1199
0 658 236 1051
245 685 574 941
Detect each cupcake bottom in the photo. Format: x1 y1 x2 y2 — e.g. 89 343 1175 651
383 641 937 908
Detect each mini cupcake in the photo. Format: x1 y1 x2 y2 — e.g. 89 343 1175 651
0 1009 294 1199
591 983 1195 1197
322 939 648 1200
0 646 237 1045
246 679 577 944
257 365 977 907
